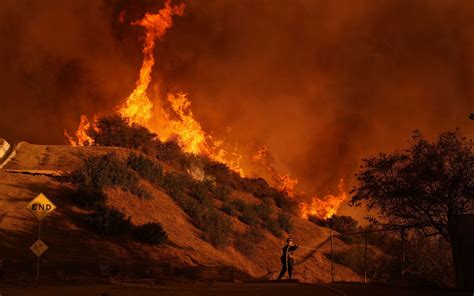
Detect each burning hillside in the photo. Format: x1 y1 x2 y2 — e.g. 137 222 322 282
65 0 347 220
2 0 473 222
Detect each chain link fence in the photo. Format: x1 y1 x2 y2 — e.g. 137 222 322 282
324 225 454 287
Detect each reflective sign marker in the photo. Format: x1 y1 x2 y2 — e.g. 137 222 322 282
26 193 57 221
30 239 48 257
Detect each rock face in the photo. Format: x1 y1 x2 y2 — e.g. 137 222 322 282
0 138 10 160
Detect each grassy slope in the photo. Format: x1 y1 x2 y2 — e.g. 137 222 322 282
0 143 360 282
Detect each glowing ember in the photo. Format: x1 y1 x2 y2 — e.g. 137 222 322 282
299 179 348 219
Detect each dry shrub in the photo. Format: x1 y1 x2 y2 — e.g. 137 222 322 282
90 115 157 153
211 185 232 202
134 222 168 245
127 153 164 185
277 213 293 233
72 153 150 206
86 206 132 236
221 203 238 216
264 219 283 238
239 205 260 226
235 226 264 256
202 158 242 189
162 174 232 248
154 139 192 169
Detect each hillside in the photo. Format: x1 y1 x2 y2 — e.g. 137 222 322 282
0 142 360 282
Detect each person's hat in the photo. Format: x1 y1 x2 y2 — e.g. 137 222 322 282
286 237 293 243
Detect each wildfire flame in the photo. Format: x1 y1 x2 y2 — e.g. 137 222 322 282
64 115 95 146
251 145 298 197
118 0 184 126
116 0 243 175
299 179 347 219
65 0 347 219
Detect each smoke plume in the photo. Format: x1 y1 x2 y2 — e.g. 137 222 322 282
1 0 473 215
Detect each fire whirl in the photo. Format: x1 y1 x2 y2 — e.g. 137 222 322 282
65 0 347 220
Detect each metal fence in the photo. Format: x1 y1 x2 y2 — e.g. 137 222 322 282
323 223 451 285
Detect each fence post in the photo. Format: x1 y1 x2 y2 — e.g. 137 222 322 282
400 227 405 285
36 220 42 280
330 231 334 283
364 231 368 283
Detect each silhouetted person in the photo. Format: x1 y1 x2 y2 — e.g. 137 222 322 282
277 238 299 280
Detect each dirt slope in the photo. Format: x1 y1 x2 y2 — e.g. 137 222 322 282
0 143 360 282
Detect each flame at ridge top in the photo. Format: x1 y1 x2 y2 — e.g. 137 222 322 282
299 179 348 220
64 115 95 146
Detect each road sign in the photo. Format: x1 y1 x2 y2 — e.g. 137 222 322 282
30 239 48 257
26 193 57 221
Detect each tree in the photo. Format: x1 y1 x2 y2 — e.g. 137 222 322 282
350 130 473 242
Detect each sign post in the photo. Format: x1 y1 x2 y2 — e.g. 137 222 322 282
26 193 56 280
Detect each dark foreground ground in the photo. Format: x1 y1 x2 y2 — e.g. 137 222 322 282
0 281 472 296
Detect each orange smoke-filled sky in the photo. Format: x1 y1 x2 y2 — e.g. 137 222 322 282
0 0 473 216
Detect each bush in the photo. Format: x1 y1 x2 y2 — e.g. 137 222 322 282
211 185 232 202
264 219 283 238
254 201 273 221
90 115 157 153
130 185 154 201
230 199 246 212
154 139 191 169
73 153 138 190
273 192 298 214
203 159 242 189
71 189 106 208
181 195 230 247
239 205 260 226
234 226 264 256
241 178 276 198
127 154 163 185
86 206 131 236
72 153 150 205
221 203 237 217
134 222 168 245
201 211 233 248
161 172 194 198
277 213 293 233
189 180 214 205
167 186 231 248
